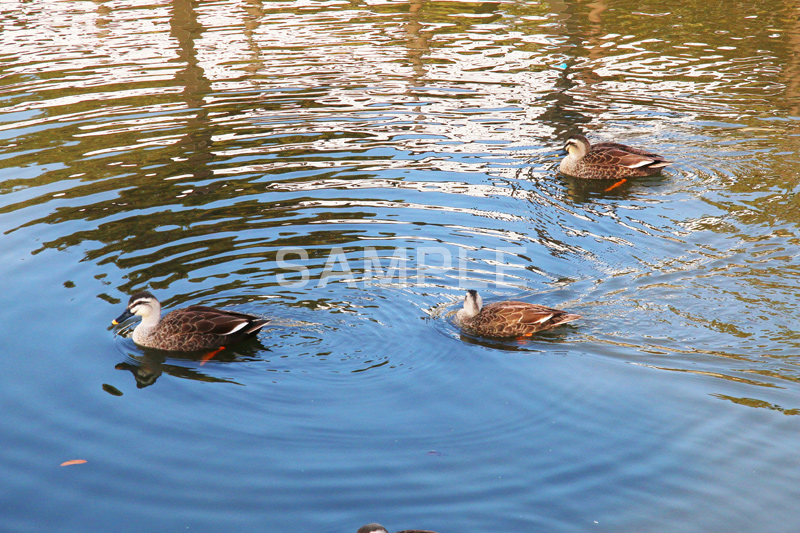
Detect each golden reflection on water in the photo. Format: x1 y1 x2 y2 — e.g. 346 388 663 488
1 0 800 401
3 7 800 533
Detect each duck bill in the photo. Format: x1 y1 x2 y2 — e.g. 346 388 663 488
112 309 134 325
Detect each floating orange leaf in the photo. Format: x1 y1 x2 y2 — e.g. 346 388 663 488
60 459 87 467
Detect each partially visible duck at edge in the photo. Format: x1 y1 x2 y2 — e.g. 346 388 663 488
112 291 269 352
358 524 438 533
455 289 580 338
559 133 671 180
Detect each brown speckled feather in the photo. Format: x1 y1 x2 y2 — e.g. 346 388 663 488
458 301 580 338
151 306 269 351
560 135 671 180
593 141 663 157
115 291 271 352
576 147 668 179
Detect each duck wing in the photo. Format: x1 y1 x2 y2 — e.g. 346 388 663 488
592 142 671 168
165 306 269 337
469 301 580 337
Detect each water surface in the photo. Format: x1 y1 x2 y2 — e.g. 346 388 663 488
2 0 800 531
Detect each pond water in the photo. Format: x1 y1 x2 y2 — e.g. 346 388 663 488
2 0 800 531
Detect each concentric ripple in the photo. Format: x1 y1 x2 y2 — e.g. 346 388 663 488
3 0 800 531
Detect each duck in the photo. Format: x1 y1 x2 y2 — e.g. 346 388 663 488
112 291 269 352
358 524 438 533
559 134 671 180
454 289 580 338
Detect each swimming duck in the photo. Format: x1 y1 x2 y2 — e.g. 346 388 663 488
559 134 671 180
112 291 269 352
455 289 580 338
358 524 438 533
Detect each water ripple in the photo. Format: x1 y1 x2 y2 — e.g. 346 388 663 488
4 0 800 530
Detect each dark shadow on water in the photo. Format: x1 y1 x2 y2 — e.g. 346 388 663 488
350 358 391 373
457 326 580 353
114 338 269 388
559 172 671 204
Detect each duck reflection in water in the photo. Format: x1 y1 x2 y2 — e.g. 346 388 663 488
559 170 669 204
114 339 268 388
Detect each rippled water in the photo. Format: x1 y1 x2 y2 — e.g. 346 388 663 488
3 0 800 531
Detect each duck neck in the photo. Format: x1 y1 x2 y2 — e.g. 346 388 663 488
132 308 161 344
559 151 579 173
456 307 478 323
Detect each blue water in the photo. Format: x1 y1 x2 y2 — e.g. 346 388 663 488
2 0 800 531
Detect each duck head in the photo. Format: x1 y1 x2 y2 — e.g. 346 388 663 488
564 134 591 158
113 291 161 325
456 289 483 321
